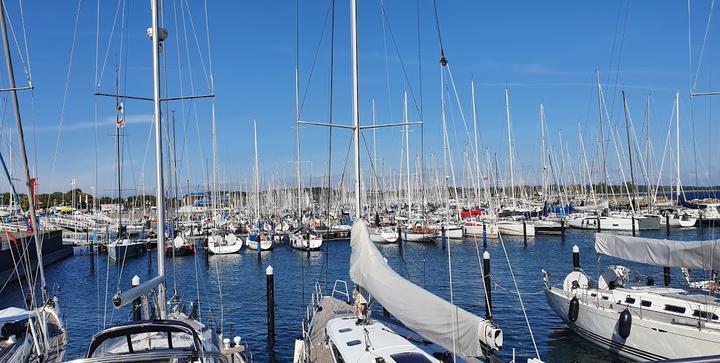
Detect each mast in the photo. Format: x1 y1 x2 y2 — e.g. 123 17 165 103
504 88 515 208
540 103 547 201
372 98 376 211
404 90 411 214
675 91 681 203
150 0 166 318
254 120 260 226
595 69 608 196
622 91 636 206
471 81 481 208
115 69 123 239
350 0 361 219
0 0 46 302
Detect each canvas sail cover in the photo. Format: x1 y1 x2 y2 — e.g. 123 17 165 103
349 220 501 358
573 200 609 212
595 233 720 269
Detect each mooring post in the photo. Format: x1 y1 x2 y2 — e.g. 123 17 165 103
560 219 565 241
572 245 580 271
631 215 636 236
523 220 527 245
482 222 487 250
665 214 670 238
266 265 275 348
700 213 704 235
663 266 671 287
441 224 447 251
132 275 141 321
483 251 492 319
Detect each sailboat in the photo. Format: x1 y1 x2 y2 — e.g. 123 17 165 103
543 234 720 360
293 1 521 361
67 2 249 361
0 0 66 360
246 120 273 251
106 70 146 263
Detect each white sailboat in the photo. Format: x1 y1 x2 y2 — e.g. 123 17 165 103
543 233 720 360
246 119 273 251
292 1 527 361
68 3 250 361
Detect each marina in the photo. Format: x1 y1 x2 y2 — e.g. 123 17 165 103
2 0 720 362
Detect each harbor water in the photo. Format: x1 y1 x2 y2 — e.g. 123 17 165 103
0 227 714 362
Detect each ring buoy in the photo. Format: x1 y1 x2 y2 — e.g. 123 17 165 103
618 309 632 339
568 297 579 322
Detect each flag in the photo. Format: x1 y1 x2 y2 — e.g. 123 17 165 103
117 102 125 128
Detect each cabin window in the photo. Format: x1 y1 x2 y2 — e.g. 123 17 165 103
338 328 351 333
346 340 362 347
641 300 652 307
625 297 636 304
693 310 719 320
590 293 597 297
390 352 434 363
602 295 609 300
664 305 686 314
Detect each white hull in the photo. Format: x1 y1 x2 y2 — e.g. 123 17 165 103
659 214 697 228
290 233 322 251
245 236 273 251
401 230 435 242
545 286 720 360
463 222 499 239
567 215 660 231
207 234 242 254
107 239 146 261
496 221 535 236
368 227 398 243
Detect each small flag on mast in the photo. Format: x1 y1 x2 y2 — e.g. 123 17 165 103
117 101 125 128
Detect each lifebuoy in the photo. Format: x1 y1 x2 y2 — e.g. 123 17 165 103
618 309 632 339
569 297 579 322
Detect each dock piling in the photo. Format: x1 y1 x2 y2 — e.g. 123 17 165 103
266 265 275 348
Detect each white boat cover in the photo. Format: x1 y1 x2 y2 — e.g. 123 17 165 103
595 233 720 269
349 220 500 358
573 200 609 211
0 306 34 325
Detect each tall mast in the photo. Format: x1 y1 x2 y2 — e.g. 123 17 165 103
471 81 481 208
404 90 411 213
622 91 636 205
150 0 166 318
595 69 608 196
504 88 515 207
372 98 377 211
350 0 361 219
675 91 681 203
0 0 46 302
254 120 260 225
115 68 123 239
540 103 547 201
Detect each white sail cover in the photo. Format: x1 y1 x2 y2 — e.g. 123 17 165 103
349 220 501 358
573 200 609 211
595 233 720 269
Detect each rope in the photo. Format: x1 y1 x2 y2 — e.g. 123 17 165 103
497 232 540 359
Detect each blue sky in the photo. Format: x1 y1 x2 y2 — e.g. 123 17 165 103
0 0 718 197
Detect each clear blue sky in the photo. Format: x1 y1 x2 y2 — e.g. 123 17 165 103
0 0 718 197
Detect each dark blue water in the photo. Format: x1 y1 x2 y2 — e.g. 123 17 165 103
1 226 716 362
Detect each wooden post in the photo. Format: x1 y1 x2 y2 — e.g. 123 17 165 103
523 220 527 245
663 266 671 287
665 214 670 238
631 215 636 236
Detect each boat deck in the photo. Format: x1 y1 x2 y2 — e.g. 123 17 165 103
305 296 355 363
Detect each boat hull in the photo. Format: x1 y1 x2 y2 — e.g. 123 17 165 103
108 241 145 261
545 287 720 361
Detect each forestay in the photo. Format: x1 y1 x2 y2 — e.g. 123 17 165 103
595 233 720 269
349 220 502 359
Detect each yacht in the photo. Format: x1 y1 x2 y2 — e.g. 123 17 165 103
543 233 720 360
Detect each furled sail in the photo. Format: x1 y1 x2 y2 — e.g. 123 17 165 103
349 220 502 358
595 233 720 269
